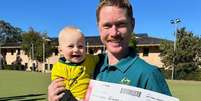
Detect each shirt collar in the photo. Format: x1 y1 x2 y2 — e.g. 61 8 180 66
59 57 84 66
100 54 108 72
100 48 137 73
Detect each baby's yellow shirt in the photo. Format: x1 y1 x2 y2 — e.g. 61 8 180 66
51 54 99 99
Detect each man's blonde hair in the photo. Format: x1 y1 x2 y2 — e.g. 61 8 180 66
96 0 134 23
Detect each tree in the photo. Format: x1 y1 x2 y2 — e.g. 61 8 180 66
0 20 22 43
21 28 54 62
129 32 137 52
160 27 201 79
0 20 22 69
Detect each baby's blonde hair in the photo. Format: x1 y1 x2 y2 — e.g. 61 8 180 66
58 26 85 45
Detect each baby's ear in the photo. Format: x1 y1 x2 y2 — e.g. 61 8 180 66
58 46 64 57
58 46 63 53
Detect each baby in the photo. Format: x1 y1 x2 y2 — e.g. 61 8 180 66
51 26 99 101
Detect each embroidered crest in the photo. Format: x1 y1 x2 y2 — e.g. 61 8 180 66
120 77 131 85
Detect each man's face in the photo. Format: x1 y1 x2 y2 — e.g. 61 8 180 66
98 6 133 55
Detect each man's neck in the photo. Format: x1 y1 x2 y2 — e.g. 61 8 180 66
107 48 129 65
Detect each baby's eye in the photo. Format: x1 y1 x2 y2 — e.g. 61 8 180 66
78 45 84 49
67 45 74 48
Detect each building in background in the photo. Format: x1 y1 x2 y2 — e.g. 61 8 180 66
0 34 168 72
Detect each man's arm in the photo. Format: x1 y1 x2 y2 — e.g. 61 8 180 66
146 68 171 96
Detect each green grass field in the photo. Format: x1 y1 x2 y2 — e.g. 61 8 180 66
0 70 51 101
0 70 201 101
168 80 201 101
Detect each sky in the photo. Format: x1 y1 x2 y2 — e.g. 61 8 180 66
0 0 200 40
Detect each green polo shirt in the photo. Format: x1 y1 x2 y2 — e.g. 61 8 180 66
95 50 171 96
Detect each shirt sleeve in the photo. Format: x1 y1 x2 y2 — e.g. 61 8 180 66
51 62 64 81
145 68 172 96
87 54 100 65
93 55 100 65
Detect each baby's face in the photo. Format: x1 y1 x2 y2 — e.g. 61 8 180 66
59 31 86 64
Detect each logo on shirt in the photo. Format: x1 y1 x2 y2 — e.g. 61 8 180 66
120 77 131 85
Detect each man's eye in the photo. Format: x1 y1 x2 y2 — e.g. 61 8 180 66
117 23 126 28
103 24 112 29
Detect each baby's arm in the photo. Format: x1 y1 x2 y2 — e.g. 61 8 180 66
51 63 67 81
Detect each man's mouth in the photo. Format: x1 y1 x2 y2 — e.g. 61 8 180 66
107 38 122 44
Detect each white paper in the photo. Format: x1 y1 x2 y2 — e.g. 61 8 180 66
84 80 179 101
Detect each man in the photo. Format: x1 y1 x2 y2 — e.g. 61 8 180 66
48 0 171 100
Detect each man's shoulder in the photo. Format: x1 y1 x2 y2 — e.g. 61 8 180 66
132 56 159 73
86 54 99 58
85 54 100 64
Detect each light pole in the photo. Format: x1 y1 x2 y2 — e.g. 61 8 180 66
31 42 35 71
42 37 51 72
31 42 34 60
42 37 45 64
170 18 181 80
86 42 89 54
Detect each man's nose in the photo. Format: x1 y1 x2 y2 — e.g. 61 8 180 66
110 25 119 36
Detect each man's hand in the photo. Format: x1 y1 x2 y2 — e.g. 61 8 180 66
48 78 66 101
